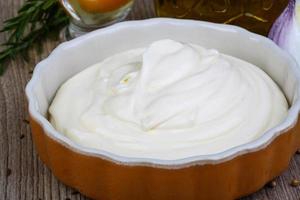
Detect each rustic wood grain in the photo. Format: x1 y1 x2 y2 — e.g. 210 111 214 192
0 0 299 199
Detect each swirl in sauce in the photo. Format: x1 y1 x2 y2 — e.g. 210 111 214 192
49 39 288 160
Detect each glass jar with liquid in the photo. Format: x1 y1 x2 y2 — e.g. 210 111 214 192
60 0 134 39
155 0 289 35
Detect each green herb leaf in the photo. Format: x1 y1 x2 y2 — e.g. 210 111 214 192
0 0 69 75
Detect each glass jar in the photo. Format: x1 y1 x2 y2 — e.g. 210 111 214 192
155 0 289 35
60 0 134 39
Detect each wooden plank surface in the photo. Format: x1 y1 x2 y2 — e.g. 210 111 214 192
0 0 299 199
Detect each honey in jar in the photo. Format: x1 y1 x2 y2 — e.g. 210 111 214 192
155 0 289 35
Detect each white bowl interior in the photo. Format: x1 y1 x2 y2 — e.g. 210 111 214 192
26 19 300 166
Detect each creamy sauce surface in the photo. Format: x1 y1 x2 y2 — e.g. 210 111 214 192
49 39 288 160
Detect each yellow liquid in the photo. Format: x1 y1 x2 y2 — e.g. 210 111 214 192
155 0 289 35
68 0 133 26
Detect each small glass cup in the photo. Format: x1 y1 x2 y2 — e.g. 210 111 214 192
60 0 134 39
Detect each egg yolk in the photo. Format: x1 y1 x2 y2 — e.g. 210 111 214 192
78 0 130 13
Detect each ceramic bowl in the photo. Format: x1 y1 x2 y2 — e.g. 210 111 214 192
26 18 300 200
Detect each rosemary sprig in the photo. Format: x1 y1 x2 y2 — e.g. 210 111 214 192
0 0 69 75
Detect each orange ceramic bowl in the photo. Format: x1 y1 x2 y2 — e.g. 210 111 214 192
26 19 300 200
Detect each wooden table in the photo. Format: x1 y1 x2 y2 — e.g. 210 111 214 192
0 0 300 199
